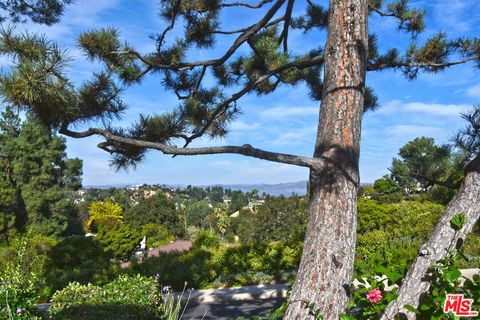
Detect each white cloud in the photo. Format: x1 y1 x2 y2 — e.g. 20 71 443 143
466 84 480 99
260 106 318 119
379 100 471 117
433 0 480 34
271 127 316 146
388 125 443 138
230 120 261 131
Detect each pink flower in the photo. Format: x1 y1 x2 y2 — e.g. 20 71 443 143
366 288 383 303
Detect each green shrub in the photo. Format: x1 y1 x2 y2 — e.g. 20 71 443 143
49 275 163 319
130 239 303 290
0 235 43 319
357 199 388 234
96 224 142 260
129 247 215 290
356 230 390 261
455 233 480 269
45 236 114 293
193 229 220 248
383 201 444 240
141 223 174 248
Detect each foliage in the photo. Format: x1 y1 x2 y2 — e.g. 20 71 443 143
206 206 231 236
130 238 303 290
85 200 123 232
125 192 183 237
342 262 401 319
355 200 445 269
373 176 402 195
230 190 249 213
96 223 142 260
141 223 175 248
357 198 388 234
390 137 463 191
0 109 82 239
233 196 307 243
0 0 74 25
397 254 480 319
49 274 185 320
456 233 480 269
356 230 390 261
184 199 212 228
236 300 287 320
193 229 220 248
384 201 444 240
0 234 43 319
44 236 114 293
129 248 214 291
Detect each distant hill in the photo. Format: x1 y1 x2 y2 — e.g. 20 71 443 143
207 181 308 196
85 181 308 196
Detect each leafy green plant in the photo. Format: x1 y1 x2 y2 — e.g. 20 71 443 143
193 229 221 249
50 274 191 319
343 262 400 319
450 212 467 231
404 254 480 319
44 236 114 293
0 235 43 319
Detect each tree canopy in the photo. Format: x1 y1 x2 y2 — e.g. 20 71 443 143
0 0 74 25
0 107 82 240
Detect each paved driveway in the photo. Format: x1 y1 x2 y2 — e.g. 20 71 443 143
181 298 285 319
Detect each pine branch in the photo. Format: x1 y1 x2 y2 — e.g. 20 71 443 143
367 55 480 71
411 172 460 190
59 124 320 169
212 16 285 35
220 0 274 9
181 54 323 146
156 0 181 51
114 0 287 71
279 0 295 53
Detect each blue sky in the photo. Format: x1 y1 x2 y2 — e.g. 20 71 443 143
5 0 480 186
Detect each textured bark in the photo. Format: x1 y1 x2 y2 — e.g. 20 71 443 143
284 1 368 319
381 156 480 320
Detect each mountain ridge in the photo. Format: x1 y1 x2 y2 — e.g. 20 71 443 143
85 181 308 196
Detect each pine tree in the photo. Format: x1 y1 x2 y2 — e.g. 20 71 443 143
1 1 480 318
0 0 74 25
0 109 83 239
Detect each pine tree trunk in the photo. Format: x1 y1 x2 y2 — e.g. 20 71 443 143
381 156 480 320
284 1 368 319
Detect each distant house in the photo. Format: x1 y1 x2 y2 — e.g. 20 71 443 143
248 199 265 210
121 240 193 269
223 196 232 207
147 240 193 258
230 210 240 218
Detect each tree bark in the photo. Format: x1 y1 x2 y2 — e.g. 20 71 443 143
284 1 368 319
381 156 480 320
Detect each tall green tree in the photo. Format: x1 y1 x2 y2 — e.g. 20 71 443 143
124 192 183 236
390 137 463 191
0 109 82 239
1 1 480 318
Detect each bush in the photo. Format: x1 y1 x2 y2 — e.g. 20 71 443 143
0 235 43 319
96 224 142 260
45 236 114 293
129 248 214 290
130 239 303 290
193 229 220 249
383 201 444 240
141 223 174 248
49 275 164 319
356 230 390 261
